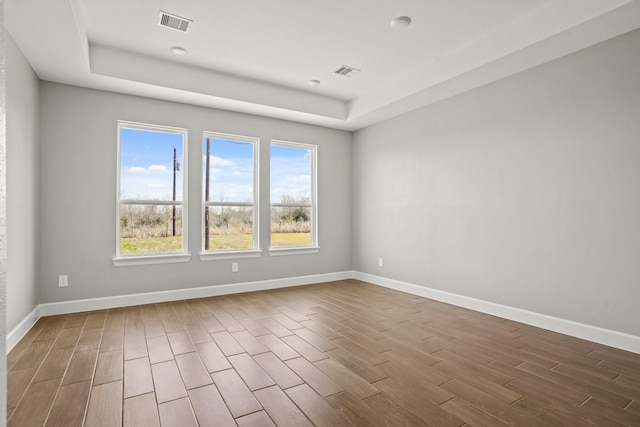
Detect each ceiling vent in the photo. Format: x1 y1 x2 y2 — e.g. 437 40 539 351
158 11 192 32
334 65 361 77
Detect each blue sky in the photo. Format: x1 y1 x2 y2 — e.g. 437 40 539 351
204 138 254 202
120 128 184 200
270 145 311 203
204 139 311 203
120 128 311 202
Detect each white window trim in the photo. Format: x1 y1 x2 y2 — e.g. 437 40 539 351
113 121 190 266
269 139 319 256
268 247 320 256
199 249 263 261
113 253 191 267
201 131 260 259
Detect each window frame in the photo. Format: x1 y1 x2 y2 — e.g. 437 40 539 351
269 139 319 256
199 131 261 261
113 120 190 266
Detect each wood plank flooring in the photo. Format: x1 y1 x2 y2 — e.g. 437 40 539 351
7 279 640 426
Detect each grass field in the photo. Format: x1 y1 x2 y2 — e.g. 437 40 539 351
120 236 182 255
120 233 311 255
270 232 311 247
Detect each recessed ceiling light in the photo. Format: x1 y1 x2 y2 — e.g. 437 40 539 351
308 79 321 86
170 46 187 55
390 16 412 28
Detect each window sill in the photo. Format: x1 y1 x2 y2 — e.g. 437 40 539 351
199 249 263 261
113 253 191 267
268 246 320 256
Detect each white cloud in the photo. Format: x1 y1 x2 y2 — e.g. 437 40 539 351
232 171 241 176
148 164 169 173
211 156 234 166
148 183 164 188
127 165 169 174
128 166 149 174
211 168 221 173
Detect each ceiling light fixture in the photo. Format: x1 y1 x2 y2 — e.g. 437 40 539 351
170 46 187 55
390 16 412 28
308 79 321 86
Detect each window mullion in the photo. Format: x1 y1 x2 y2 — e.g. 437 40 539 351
120 200 185 206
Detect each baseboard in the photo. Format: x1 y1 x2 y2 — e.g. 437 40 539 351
6 306 41 352
354 272 640 354
6 271 351 353
9 270 640 355
38 271 353 317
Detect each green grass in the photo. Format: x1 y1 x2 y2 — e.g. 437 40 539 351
120 236 183 255
208 234 254 250
271 232 311 247
120 232 311 254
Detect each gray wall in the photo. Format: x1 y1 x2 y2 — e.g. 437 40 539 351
6 32 39 331
38 83 352 303
353 28 640 336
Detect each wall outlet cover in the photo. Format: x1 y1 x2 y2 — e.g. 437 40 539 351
58 275 69 287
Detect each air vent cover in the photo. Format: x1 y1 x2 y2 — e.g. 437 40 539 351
158 11 192 32
334 65 361 77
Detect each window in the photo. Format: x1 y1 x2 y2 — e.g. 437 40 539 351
270 140 318 254
115 121 189 265
201 132 260 259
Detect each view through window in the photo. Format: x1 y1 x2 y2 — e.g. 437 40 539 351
270 141 317 248
117 122 187 256
203 132 259 252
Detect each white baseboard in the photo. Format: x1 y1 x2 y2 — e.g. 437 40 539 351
8 270 640 355
6 271 351 353
354 272 640 354
6 306 41 352
39 271 353 317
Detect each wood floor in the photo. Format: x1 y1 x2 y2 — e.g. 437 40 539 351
7 279 640 426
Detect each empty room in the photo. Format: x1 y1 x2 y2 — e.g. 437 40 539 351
3 0 640 426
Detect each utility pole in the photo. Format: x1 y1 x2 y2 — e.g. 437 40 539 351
172 146 177 236
205 138 211 250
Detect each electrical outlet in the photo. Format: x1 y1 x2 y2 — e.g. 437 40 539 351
232 262 239 273
58 275 69 287
378 258 383 268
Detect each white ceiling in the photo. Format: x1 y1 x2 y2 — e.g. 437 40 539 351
6 0 640 130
